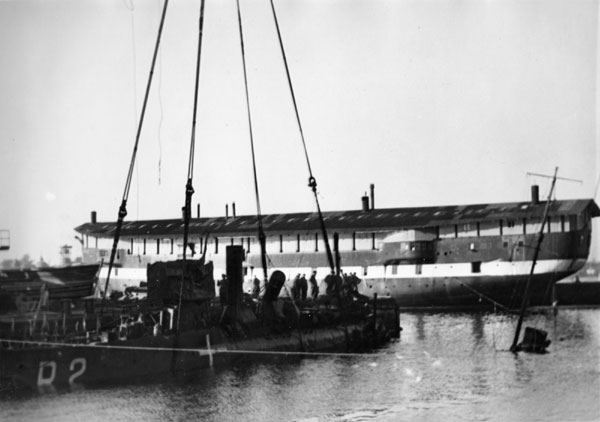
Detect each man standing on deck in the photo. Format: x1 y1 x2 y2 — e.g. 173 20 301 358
219 274 228 306
252 276 260 298
299 274 308 300
291 274 301 300
309 271 319 299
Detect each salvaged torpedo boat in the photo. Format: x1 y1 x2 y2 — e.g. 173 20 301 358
0 245 399 390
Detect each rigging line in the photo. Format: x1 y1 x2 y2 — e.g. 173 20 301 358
268 0 312 179
236 0 269 284
101 0 170 314
449 277 512 312
0 338 393 359
268 0 335 273
177 0 206 332
127 0 140 220
157 0 164 185
122 0 168 203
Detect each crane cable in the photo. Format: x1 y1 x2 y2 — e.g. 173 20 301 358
268 0 335 274
101 0 170 316
235 0 269 285
268 1 349 348
177 0 206 331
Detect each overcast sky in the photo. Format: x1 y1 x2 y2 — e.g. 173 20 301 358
0 0 598 264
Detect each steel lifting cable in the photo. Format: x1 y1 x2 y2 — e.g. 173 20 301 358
269 0 335 274
101 0 170 315
177 0 206 331
235 0 269 284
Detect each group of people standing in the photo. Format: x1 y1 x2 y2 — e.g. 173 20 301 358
289 272 319 301
290 271 361 301
245 270 362 302
221 270 362 304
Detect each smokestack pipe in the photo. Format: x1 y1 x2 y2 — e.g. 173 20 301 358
225 245 245 308
225 204 229 219
232 202 236 218
370 184 375 210
197 203 200 219
531 185 540 205
361 194 370 212
91 211 97 224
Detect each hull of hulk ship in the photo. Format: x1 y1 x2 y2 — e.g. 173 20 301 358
74 188 600 310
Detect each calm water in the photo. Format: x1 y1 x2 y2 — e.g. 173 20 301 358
1 309 599 422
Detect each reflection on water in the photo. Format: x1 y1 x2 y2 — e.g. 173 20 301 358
1 309 599 422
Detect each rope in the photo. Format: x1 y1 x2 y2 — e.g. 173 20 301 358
121 0 169 204
268 0 335 273
0 338 392 359
449 277 512 312
156 0 164 185
235 0 269 285
269 0 312 178
101 0 170 315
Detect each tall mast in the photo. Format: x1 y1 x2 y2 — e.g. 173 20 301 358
510 166 558 352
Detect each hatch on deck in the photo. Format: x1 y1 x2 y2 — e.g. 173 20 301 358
0 230 9 251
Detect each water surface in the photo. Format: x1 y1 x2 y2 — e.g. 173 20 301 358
1 309 598 422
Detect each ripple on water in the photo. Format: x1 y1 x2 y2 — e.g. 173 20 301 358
0 309 598 422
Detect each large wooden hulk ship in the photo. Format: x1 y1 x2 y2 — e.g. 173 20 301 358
76 185 599 310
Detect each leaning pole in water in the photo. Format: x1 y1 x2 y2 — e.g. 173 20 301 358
510 167 557 353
